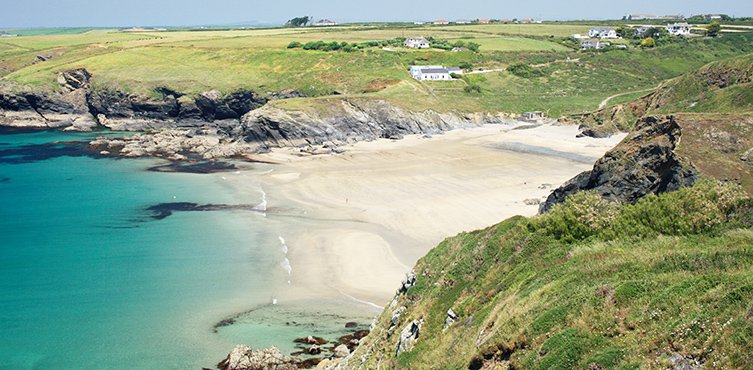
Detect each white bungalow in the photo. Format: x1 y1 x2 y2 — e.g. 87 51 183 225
409 65 462 81
666 22 692 36
588 27 618 39
433 19 449 25
404 37 430 49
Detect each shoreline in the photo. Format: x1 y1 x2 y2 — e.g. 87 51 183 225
223 123 626 310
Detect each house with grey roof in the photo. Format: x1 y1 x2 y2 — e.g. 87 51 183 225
404 37 430 49
409 65 463 81
588 27 618 39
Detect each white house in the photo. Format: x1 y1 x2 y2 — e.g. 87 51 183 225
312 19 337 26
588 27 618 39
410 65 462 81
433 19 449 25
666 22 692 36
581 39 609 50
404 37 430 49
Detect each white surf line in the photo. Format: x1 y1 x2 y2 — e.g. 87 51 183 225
331 286 385 310
278 236 292 284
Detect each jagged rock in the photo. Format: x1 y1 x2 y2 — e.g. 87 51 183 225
238 98 510 150
306 345 321 355
741 148 753 164
398 270 417 294
540 115 698 213
395 319 423 355
268 89 305 100
217 345 298 370
668 353 701 370
344 321 358 328
57 68 91 91
391 306 406 327
523 198 541 206
293 335 328 345
444 309 458 330
333 344 350 358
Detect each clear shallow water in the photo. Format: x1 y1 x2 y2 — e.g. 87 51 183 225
0 130 296 369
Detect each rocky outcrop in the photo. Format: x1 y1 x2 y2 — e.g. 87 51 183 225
540 115 698 212
88 99 512 159
237 99 510 150
217 345 298 370
395 319 423 355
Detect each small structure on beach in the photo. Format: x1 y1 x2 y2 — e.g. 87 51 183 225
404 37 430 49
521 111 545 121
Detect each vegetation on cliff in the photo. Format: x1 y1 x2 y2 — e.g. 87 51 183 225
348 180 753 369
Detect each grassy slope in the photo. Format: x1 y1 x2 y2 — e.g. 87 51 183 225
353 181 753 369
1 25 752 116
574 52 753 136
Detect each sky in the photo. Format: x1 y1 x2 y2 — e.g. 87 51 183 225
1 0 751 28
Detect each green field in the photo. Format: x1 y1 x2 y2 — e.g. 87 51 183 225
2 23 752 116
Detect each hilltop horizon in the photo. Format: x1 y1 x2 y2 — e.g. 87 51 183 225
1 0 751 29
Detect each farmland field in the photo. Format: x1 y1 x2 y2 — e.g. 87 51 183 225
2 23 752 116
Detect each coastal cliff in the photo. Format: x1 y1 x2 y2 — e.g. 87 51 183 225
1 70 511 159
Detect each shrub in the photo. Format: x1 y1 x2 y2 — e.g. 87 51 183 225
641 37 656 48
464 84 482 94
508 63 545 78
287 41 302 49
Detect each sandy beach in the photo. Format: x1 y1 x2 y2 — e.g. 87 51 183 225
233 123 626 307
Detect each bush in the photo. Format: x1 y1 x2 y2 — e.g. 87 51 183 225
287 41 302 49
508 63 545 78
641 37 656 48
464 84 482 94
532 180 747 242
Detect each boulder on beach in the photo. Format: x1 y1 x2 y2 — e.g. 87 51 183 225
217 345 298 370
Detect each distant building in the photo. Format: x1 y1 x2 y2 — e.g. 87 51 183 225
581 39 609 50
451 47 469 52
666 22 692 36
634 26 655 36
409 65 462 81
588 27 618 39
456 19 472 24
0 33 18 37
519 18 541 24
521 111 545 121
312 19 337 26
625 13 657 21
404 37 430 49
478 19 491 24
571 34 589 39
433 19 449 25
413 21 426 25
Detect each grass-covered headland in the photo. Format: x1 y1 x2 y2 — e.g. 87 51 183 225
349 180 753 369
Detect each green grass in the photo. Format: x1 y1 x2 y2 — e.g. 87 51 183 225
352 180 753 369
1 24 753 116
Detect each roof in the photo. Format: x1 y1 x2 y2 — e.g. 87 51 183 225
447 67 462 71
421 68 450 74
591 27 615 32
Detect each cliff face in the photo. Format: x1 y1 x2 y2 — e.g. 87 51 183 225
0 68 269 132
539 115 698 212
89 99 511 160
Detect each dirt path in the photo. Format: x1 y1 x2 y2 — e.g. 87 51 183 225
598 87 657 109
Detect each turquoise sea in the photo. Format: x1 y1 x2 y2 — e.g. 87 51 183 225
0 130 373 369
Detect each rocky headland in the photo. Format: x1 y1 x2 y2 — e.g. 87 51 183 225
1 69 515 160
